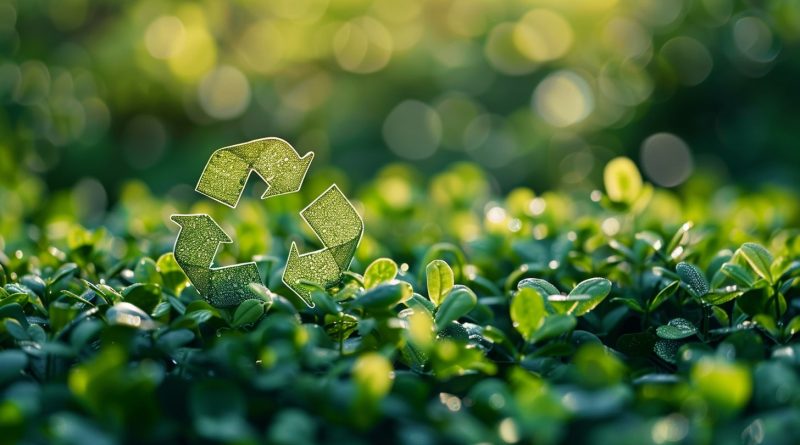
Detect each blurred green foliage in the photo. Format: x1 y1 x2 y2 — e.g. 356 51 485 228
2 0 800 198
2 157 800 443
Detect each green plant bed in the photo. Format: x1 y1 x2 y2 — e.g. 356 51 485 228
2 159 800 445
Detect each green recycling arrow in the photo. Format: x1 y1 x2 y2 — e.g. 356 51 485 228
171 137 363 308
170 214 261 307
282 184 364 305
196 137 314 208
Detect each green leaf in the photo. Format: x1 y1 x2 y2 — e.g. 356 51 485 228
0 350 28 384
548 293 592 314
690 357 752 415
3 318 29 340
157 252 189 292
355 282 412 309
784 315 800 339
363 258 398 289
649 280 680 311
157 329 195 351
656 318 698 340
106 302 156 330
739 243 774 284
189 380 250 442
510 287 546 341
753 314 780 338
676 262 709 297
134 257 163 286
353 352 394 400
310 290 341 315
604 157 642 204
232 299 265 328
49 301 79 334
654 339 681 364
48 263 79 287
702 286 744 305
517 277 559 296
720 263 756 288
435 286 477 331
666 221 694 259
529 314 577 343
122 283 162 314
611 297 645 313
570 277 612 316
711 306 729 326
426 260 454 307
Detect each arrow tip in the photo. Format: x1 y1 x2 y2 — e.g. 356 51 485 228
261 151 315 199
170 214 232 243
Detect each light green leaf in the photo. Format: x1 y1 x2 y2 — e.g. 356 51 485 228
690 357 752 415
363 258 398 289
720 263 756 288
134 257 162 286
570 278 612 316
426 260 454 307
517 277 560 296
739 243 774 284
510 287 546 341
702 286 744 306
604 157 642 204
548 293 592 314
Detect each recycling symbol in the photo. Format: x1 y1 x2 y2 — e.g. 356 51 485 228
170 137 363 307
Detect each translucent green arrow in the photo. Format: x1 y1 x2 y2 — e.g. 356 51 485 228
171 214 262 307
196 137 314 208
282 185 364 306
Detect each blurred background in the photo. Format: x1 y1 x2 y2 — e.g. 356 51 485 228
2 0 800 209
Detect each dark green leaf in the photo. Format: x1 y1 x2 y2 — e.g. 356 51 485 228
656 318 697 340
232 299 265 327
676 262 709 297
650 280 680 311
529 314 577 343
435 285 477 330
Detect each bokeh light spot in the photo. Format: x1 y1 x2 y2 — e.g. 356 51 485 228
640 132 694 187
235 21 283 74
660 36 713 86
599 60 653 106
145 16 186 60
198 66 251 120
734 16 777 63
533 71 594 127
514 9 573 62
383 100 442 160
333 17 393 74
485 23 538 75
602 18 652 61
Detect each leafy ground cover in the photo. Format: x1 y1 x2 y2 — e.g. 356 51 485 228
2 159 800 444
